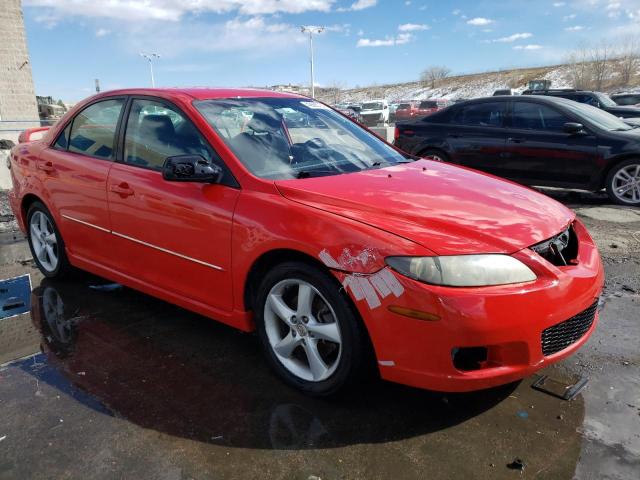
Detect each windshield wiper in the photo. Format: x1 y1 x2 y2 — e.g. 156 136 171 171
296 169 336 179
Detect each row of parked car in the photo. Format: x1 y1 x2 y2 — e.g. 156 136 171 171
334 98 455 126
393 89 640 207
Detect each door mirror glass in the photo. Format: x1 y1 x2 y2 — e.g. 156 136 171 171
162 155 223 183
563 122 585 135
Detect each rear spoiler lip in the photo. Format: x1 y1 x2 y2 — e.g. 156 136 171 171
18 126 51 144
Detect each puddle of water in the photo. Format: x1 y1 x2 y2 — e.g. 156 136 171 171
1 278 520 450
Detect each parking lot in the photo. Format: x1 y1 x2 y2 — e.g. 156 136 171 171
0 189 638 480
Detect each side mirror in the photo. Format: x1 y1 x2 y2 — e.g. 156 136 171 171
162 155 223 183
563 122 585 135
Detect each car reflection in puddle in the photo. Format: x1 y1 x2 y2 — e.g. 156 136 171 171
19 278 515 450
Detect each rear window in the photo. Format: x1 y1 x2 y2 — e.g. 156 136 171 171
613 95 640 106
362 102 384 110
419 101 438 109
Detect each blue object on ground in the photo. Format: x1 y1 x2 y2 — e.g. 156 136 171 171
0 274 31 320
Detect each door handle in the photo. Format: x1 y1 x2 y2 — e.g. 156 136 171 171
36 160 54 173
507 137 524 143
110 182 135 197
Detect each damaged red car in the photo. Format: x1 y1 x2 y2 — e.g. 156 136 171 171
8 88 604 396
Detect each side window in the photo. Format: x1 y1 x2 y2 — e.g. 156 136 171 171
451 102 505 127
68 99 124 159
511 102 570 132
53 123 71 150
124 99 212 171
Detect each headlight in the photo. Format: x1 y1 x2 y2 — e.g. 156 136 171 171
385 255 536 287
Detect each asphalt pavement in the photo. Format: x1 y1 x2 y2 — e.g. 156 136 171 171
0 189 638 480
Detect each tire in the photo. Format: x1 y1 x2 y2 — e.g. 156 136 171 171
26 201 74 279
419 148 450 163
605 159 640 206
255 261 368 397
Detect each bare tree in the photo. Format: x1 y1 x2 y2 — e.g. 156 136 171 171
617 37 639 86
421 66 451 88
590 42 610 90
565 46 591 89
323 80 346 104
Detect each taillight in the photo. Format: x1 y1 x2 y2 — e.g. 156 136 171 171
394 127 400 141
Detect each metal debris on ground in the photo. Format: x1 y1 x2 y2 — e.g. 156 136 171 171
531 375 589 401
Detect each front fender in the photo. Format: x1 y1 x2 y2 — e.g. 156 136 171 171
231 187 432 312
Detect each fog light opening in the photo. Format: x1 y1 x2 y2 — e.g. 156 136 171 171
452 347 488 371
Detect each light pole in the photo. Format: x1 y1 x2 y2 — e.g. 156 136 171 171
300 26 324 98
140 52 160 87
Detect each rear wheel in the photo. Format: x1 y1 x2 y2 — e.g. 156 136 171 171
605 159 640 206
27 202 73 278
419 149 450 162
255 261 368 397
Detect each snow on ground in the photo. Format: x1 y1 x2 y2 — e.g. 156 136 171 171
326 65 576 104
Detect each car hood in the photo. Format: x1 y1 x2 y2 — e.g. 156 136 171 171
275 160 575 255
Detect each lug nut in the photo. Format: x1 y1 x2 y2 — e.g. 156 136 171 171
302 316 309 324
292 330 297 337
291 315 297 324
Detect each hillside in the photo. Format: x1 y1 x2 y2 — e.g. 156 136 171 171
315 61 637 104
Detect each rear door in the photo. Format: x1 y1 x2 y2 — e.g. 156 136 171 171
37 98 126 267
107 97 240 311
445 100 509 175
503 100 600 186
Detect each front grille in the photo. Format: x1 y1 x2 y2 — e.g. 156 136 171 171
541 301 598 356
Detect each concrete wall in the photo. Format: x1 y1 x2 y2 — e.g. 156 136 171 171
0 0 39 189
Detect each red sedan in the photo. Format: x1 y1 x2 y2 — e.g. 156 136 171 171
8 88 604 396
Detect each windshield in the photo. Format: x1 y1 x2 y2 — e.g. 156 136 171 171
419 101 438 109
195 97 410 180
362 102 383 110
397 103 411 110
595 92 617 108
562 101 633 131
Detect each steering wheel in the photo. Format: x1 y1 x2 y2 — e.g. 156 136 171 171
304 137 328 149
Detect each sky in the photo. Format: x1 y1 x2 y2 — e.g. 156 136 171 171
21 0 640 101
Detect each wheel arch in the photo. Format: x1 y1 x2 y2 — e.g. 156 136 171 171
243 248 336 312
21 193 47 225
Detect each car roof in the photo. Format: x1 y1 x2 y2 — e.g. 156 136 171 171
90 87 306 101
454 95 583 107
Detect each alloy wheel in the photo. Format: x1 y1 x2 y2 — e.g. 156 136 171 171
611 163 640 204
30 211 59 272
263 279 342 382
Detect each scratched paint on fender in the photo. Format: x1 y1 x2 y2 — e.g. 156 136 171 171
318 249 404 309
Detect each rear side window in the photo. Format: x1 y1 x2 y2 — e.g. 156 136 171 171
511 102 570 132
53 123 71 150
68 99 125 160
451 102 506 127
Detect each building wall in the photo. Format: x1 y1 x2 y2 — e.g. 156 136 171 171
0 0 39 142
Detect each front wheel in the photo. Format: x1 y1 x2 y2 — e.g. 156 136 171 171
605 160 640 206
26 201 73 278
255 261 368 397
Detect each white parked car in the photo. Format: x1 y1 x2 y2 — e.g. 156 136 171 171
360 99 389 126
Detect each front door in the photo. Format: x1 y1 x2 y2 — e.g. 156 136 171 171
107 97 239 311
38 98 125 268
504 101 600 187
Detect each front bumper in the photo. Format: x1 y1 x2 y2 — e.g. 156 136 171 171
348 219 604 392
